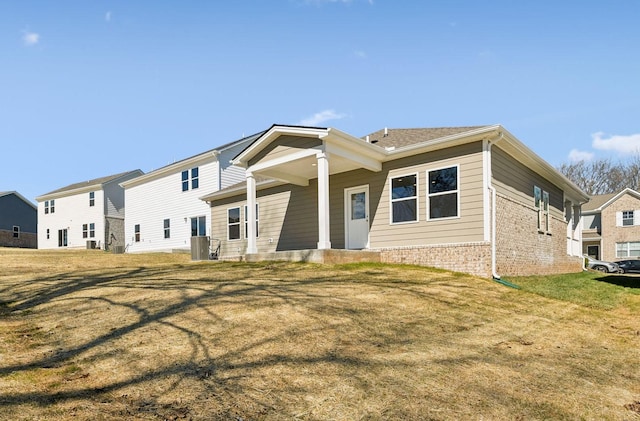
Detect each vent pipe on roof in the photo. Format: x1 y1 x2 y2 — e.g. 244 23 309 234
384 127 388 137
365 135 370 143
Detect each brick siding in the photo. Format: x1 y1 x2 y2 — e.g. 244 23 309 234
378 242 492 278
495 194 581 276
600 193 640 261
0 230 37 248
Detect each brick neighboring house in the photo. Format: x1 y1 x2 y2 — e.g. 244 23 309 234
201 124 590 278
0 191 37 248
581 188 640 261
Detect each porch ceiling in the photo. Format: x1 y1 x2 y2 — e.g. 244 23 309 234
252 150 377 186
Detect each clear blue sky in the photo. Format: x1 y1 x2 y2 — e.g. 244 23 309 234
2 1 639 203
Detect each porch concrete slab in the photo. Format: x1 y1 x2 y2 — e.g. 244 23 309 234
244 249 381 264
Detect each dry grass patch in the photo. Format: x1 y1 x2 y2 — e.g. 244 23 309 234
0 248 639 420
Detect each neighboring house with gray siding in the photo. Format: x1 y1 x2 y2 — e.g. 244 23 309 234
581 188 640 261
120 131 264 253
36 170 143 250
0 191 37 248
201 124 589 278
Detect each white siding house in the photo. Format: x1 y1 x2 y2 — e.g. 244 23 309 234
36 170 143 250
121 132 263 253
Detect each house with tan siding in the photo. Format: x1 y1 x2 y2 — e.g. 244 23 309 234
581 188 640 261
200 124 589 278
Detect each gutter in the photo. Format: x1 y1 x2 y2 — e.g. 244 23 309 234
485 131 505 280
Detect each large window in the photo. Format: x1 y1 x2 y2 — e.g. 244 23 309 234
390 174 417 223
427 166 458 220
617 242 640 258
89 191 95 207
244 204 259 238
191 216 206 237
164 219 170 239
182 167 200 192
623 210 634 226
228 207 241 240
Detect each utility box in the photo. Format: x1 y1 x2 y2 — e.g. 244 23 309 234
191 236 210 261
86 240 96 249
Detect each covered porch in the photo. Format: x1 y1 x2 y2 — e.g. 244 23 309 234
231 125 387 256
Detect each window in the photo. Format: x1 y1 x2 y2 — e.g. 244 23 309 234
58 229 67 247
46 229 50 240
191 167 199 190
89 223 95 238
616 242 640 258
244 204 259 238
623 211 634 226
44 200 49 214
164 219 170 239
390 174 417 223
89 191 95 207
82 224 88 239
12 226 19 238
191 216 206 237
181 170 189 192
228 207 241 240
181 167 200 191
50 199 55 213
534 186 550 232
134 224 141 242
542 191 550 232
427 166 458 220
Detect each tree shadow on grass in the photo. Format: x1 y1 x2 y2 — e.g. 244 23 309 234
595 275 640 289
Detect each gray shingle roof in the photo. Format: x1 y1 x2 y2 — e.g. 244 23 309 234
40 170 142 196
582 192 618 212
361 126 490 149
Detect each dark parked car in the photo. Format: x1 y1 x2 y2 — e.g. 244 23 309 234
584 256 620 273
614 259 640 274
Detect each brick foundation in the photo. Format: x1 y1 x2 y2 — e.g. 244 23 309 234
0 230 37 248
378 242 493 278
495 194 582 276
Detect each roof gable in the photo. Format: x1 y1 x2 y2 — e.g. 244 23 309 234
582 188 640 212
0 191 37 210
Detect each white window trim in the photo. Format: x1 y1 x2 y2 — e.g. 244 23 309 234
227 207 241 241
163 218 171 239
426 164 460 222
389 172 419 225
12 226 20 238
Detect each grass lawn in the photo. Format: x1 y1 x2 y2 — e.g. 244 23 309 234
0 248 639 420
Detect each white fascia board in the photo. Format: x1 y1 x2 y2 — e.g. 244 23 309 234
121 152 219 189
496 128 590 204
324 141 382 172
200 179 285 202
232 126 329 167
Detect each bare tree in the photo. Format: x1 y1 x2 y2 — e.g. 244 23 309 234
557 158 633 195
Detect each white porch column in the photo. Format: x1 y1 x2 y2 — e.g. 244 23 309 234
246 171 257 254
316 151 331 249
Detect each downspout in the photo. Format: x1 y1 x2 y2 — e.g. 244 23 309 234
486 132 505 279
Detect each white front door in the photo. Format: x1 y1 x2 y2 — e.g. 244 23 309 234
345 185 369 249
